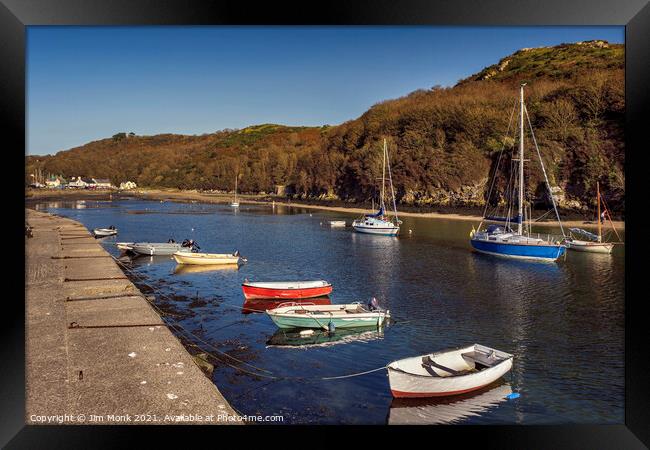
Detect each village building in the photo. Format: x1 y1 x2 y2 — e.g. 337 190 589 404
92 178 115 189
119 181 137 190
68 176 95 188
45 175 67 188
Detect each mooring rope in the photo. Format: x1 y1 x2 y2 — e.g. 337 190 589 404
111 254 389 382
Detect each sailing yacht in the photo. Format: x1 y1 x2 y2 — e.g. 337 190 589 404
352 138 402 236
470 84 566 261
565 182 622 253
230 173 240 208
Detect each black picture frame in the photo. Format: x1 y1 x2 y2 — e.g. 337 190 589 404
4 0 649 447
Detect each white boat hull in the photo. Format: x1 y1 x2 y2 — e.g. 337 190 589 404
388 344 513 398
93 228 118 237
172 251 240 265
131 243 192 256
116 242 134 252
566 240 614 254
352 222 399 236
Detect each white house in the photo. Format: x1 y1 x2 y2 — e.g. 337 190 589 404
92 178 115 189
68 177 88 188
119 181 137 190
45 176 63 188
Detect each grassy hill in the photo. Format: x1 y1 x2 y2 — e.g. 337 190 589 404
26 40 625 213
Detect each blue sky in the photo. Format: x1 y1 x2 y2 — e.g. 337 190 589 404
27 26 623 155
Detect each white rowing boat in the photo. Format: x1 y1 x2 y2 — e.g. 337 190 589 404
93 227 118 237
172 251 241 265
387 344 513 398
131 242 193 256
116 242 134 252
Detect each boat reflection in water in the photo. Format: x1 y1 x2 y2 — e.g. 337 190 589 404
124 254 174 268
387 381 512 425
173 263 239 275
241 296 331 314
266 326 385 349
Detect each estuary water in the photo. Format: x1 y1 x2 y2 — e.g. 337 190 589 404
30 198 625 425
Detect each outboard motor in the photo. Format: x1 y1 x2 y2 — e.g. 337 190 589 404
368 297 379 311
233 250 240 257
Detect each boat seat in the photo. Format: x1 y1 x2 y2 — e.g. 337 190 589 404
421 356 460 376
461 351 498 368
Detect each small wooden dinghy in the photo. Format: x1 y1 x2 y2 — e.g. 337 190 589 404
266 302 389 330
116 242 134 253
387 344 513 398
565 239 614 254
93 226 118 237
242 280 332 300
172 251 241 265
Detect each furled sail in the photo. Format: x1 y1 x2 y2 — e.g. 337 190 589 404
569 227 599 241
366 205 385 218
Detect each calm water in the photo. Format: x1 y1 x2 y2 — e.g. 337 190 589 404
31 198 625 424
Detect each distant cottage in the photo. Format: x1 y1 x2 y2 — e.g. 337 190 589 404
119 181 137 190
45 175 67 188
92 178 114 189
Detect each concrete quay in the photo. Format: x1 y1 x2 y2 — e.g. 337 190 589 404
25 209 240 425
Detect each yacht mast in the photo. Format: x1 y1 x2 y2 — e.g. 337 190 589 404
381 139 387 211
597 181 602 242
518 83 526 236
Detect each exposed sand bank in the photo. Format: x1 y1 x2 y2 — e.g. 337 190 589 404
26 188 625 231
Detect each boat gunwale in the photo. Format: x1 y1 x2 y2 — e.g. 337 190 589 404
387 345 513 379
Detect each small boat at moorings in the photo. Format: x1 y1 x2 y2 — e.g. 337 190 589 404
352 138 402 236
329 220 347 227
470 84 566 262
241 280 332 300
564 182 623 254
130 239 196 256
116 242 135 253
387 344 513 398
266 301 389 330
93 226 118 238
172 250 243 265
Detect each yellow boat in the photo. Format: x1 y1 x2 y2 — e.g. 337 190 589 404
172 251 241 265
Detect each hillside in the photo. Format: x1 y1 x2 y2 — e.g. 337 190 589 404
26 40 625 213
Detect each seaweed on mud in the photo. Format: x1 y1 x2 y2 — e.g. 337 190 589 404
189 298 208 308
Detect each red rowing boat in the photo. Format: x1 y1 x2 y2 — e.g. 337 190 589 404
241 280 332 300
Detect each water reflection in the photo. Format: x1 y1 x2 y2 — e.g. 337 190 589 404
388 381 512 425
267 327 385 349
173 264 240 275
